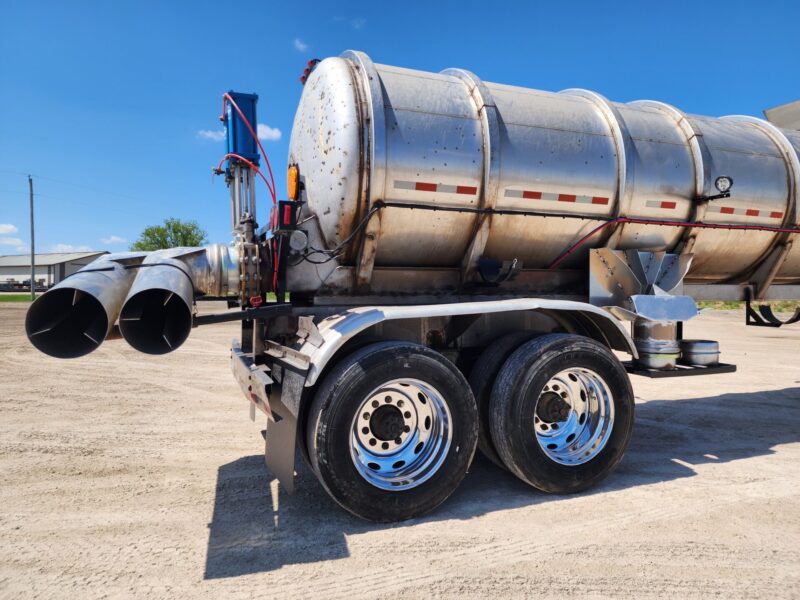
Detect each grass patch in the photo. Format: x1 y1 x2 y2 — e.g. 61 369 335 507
0 294 36 302
697 300 798 312
696 301 743 310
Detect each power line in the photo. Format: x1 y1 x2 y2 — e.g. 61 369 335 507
0 188 165 219
0 169 178 208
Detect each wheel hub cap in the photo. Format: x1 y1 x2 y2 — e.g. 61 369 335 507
350 378 452 491
534 367 615 466
537 392 571 422
369 405 405 441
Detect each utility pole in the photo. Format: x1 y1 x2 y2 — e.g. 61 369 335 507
29 175 35 300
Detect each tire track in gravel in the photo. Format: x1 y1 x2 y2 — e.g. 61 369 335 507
284 489 795 599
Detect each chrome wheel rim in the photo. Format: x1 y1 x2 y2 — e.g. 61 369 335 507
350 378 452 491
534 367 614 465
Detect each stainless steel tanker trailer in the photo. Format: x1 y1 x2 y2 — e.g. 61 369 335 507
25 51 800 522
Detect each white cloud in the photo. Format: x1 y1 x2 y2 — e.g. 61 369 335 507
0 224 18 234
0 237 24 246
101 235 128 245
197 129 226 142
15 245 28 253
198 123 280 144
333 16 366 29
293 38 308 52
257 123 282 141
49 243 93 253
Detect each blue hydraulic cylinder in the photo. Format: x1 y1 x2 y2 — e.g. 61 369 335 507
224 91 260 165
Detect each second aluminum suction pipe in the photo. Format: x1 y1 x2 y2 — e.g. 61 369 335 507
118 244 239 354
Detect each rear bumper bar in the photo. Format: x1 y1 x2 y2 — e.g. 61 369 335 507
231 340 274 419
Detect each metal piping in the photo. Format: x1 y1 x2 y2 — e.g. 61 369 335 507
118 244 239 355
118 255 196 354
25 253 146 358
25 245 239 358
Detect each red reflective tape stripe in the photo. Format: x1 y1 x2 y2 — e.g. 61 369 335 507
282 205 292 224
720 207 735 215
558 194 576 203
456 186 477 195
591 197 609 205
523 190 542 199
661 201 676 209
745 209 760 217
415 182 437 192
771 211 784 219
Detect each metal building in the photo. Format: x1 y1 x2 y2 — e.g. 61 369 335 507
0 251 107 289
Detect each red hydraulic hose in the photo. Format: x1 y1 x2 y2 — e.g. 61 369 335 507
216 150 279 297
216 153 275 200
547 216 800 270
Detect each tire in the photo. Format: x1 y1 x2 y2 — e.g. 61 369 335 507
306 341 478 522
468 331 537 468
489 334 634 494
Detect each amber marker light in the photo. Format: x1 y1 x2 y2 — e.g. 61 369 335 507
287 165 299 200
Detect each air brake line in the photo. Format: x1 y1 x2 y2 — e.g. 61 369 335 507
546 216 800 269
292 200 800 270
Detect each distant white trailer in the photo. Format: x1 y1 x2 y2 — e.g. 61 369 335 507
0 251 107 288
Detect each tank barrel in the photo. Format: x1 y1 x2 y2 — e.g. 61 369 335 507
25 255 143 358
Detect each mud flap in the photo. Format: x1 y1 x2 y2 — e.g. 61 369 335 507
264 366 306 494
264 386 297 493
231 341 305 494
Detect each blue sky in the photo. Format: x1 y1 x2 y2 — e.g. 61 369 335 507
1 0 798 254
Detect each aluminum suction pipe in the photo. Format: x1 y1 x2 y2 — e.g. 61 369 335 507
118 244 239 354
25 253 147 358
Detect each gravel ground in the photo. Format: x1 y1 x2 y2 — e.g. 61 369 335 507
1 302 798 599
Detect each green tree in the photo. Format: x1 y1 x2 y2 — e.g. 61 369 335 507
130 218 208 251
